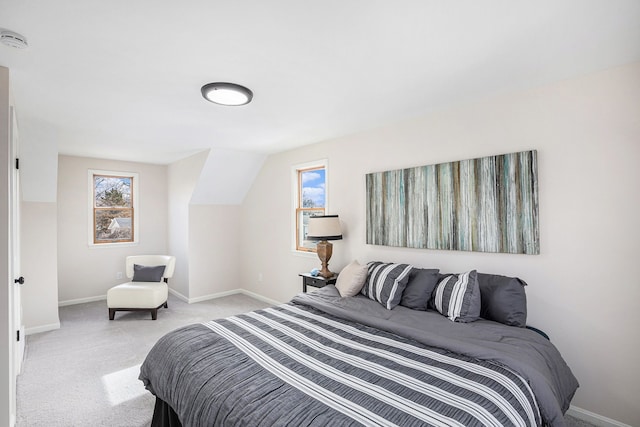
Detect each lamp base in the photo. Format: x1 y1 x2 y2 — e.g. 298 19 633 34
316 240 334 278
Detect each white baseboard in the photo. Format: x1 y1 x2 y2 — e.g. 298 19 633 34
567 406 631 427
167 287 189 302
25 322 61 336
238 289 283 306
58 295 106 307
169 287 283 306
57 289 283 308
187 289 242 304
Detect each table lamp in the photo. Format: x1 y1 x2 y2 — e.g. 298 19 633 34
306 215 342 279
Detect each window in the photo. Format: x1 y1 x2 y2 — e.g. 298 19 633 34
89 170 139 245
293 160 327 252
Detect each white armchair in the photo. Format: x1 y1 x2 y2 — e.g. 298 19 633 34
107 255 176 320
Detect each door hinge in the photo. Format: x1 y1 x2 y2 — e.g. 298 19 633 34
16 330 20 342
15 158 19 169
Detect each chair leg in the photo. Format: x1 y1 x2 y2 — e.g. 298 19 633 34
151 308 158 320
109 308 116 320
163 301 168 308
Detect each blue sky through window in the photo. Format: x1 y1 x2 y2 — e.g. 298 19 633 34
301 168 325 208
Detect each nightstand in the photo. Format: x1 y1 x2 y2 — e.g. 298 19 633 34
299 273 337 292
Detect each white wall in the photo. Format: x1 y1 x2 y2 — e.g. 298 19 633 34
191 148 266 205
19 111 60 333
57 155 168 303
240 62 640 425
167 151 207 299
21 202 59 333
55 149 240 305
168 152 245 301
20 121 58 204
188 205 242 299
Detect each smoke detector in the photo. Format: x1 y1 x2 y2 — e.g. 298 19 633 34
1 30 28 49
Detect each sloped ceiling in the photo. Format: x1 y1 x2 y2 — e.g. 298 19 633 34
1 1 640 202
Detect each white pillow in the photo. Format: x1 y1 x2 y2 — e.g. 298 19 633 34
335 260 368 297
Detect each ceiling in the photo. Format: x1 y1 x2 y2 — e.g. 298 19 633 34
1 0 640 165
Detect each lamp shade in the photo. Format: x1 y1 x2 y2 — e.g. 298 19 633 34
307 215 342 241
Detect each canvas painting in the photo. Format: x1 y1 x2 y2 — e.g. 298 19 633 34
366 150 539 254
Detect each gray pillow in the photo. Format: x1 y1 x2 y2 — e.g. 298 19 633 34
477 273 527 327
361 262 413 310
400 268 440 310
132 264 166 282
432 270 481 322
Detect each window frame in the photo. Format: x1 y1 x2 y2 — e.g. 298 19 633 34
291 159 328 254
88 169 139 247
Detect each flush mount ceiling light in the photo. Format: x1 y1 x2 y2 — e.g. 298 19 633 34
1 30 28 49
201 82 253 106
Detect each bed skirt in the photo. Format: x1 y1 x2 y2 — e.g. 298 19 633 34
152 397 183 427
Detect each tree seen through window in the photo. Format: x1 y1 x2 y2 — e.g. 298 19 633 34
93 175 133 243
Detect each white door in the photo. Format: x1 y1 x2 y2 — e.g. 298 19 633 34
9 106 23 375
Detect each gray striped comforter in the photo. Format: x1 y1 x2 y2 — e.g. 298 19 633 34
140 288 577 427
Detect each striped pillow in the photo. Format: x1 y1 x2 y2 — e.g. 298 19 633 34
361 262 413 310
433 270 481 322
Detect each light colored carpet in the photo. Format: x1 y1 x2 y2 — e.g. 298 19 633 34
17 293 271 427
17 293 594 427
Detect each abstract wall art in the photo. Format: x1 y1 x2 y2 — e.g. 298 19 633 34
366 150 539 254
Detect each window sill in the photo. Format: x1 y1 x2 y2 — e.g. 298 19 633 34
291 250 318 259
89 242 139 249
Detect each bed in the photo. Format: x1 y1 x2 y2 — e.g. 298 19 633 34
140 273 578 427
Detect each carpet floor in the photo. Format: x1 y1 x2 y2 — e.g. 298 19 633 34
16 293 271 427
17 293 594 427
